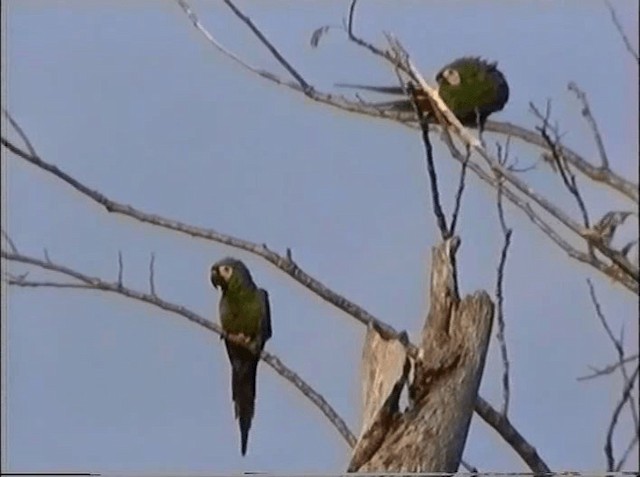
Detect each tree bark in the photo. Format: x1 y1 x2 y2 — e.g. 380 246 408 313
348 237 494 472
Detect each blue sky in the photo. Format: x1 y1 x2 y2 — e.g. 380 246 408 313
3 0 639 473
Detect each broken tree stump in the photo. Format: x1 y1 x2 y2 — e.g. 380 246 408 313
348 237 494 473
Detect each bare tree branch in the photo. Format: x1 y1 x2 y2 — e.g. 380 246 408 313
430 134 638 294
567 82 610 170
605 0 640 62
2 108 38 157
488 121 637 203
494 149 513 417
342 26 637 248
587 280 639 432
604 364 640 471
221 0 312 92
346 0 395 66
5 1 636 471
587 279 640 470
1 229 18 254
340 35 638 289
449 147 471 237
616 431 640 472
460 459 479 474
149 252 157 296
589 211 636 249
474 396 550 474
578 353 640 381
117 250 124 287
0 135 402 342
173 1 639 208
173 0 288 87
410 84 449 240
432 135 638 293
1 125 550 473
2 248 357 447
531 101 591 229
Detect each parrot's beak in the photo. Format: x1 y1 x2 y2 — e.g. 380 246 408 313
210 267 221 289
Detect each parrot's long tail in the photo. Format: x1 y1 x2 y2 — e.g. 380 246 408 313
335 83 432 113
334 83 407 95
227 342 259 456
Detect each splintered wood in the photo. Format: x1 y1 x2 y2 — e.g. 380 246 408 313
348 237 494 473
348 324 410 472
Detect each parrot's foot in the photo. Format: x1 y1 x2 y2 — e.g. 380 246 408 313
229 332 251 345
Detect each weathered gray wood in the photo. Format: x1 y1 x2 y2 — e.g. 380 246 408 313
348 237 494 472
348 324 410 472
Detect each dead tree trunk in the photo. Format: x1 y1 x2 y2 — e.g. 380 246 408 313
348 237 494 472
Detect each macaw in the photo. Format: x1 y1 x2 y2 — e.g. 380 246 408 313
210 257 272 456
337 56 509 129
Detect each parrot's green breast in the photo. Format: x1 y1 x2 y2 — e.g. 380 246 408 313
221 288 263 337
440 80 496 121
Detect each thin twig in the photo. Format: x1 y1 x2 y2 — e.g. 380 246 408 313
475 396 550 474
460 459 479 474
604 0 640 62
578 354 640 381
5 279 94 290
525 103 638 283
604 364 640 471
616 431 640 471
494 161 513 417
587 279 640 469
486 121 637 203
0 229 18 254
587 280 639 428
117 251 124 287
173 0 294 89
3 248 357 447
2 108 38 157
221 0 311 92
346 0 394 64
448 147 471 237
149 252 156 296
409 83 449 239
567 82 610 170
530 102 590 228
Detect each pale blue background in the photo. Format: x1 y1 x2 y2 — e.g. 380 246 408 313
3 0 639 473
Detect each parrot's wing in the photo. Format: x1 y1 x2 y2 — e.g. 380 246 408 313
335 83 407 95
258 288 272 346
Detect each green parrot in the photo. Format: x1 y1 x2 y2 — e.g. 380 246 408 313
210 257 272 456
336 56 509 129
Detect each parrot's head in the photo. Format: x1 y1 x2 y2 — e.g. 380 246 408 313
436 57 497 92
210 257 255 292
436 67 461 87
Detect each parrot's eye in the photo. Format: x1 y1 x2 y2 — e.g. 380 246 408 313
219 265 233 280
442 69 461 86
